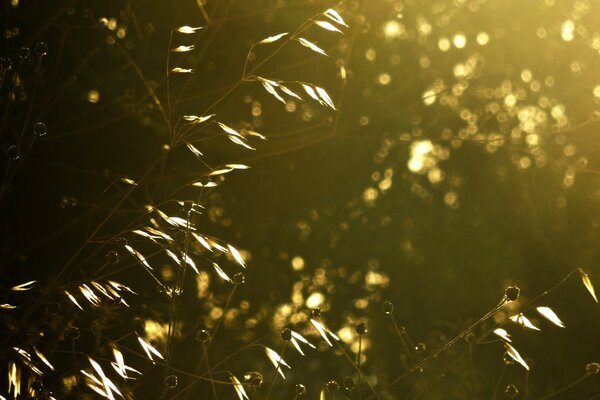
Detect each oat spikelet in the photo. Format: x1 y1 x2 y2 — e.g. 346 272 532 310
581 270 598 303
536 306 565 328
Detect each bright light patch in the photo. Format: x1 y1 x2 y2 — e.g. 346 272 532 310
476 32 490 45
383 20 404 39
561 20 575 41
306 292 325 308
438 37 451 51
453 33 466 48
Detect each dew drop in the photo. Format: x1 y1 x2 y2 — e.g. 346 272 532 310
233 272 245 285
17 46 30 60
6 145 19 160
195 329 210 343
504 384 519 398
505 286 520 301
355 322 368 335
244 371 263 387
116 237 128 248
326 380 339 392
87 89 100 103
46 302 60 315
343 376 355 390
311 307 321 318
165 375 178 389
585 362 600 375
281 328 292 341
33 122 47 136
182 200 194 212
382 300 394 314
295 384 306 396
66 326 81 340
415 342 427 353
0 57 12 71
503 351 515 366
105 250 119 264
30 379 44 392
34 42 48 57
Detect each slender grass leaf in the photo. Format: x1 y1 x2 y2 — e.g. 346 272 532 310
324 8 348 27
228 244 246 268
259 32 288 44
581 270 598 303
315 20 342 33
264 346 291 379
297 37 327 56
11 280 37 291
231 374 249 400
536 306 565 328
504 343 529 370
509 313 540 331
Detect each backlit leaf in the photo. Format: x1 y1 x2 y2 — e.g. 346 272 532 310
209 168 234 176
259 32 288 44
186 143 203 158
509 313 540 331
212 262 232 283
246 130 266 140
192 180 218 188
192 232 213 252
297 37 327 56
493 328 512 342
264 346 291 379
290 330 316 355
11 280 37 291
310 318 339 346
119 178 136 185
504 343 529 370
125 245 152 270
218 122 243 138
231 374 249 400
182 114 214 124
536 306 565 328
302 84 320 102
171 68 193 73
315 86 336 109
279 85 302 100
171 45 194 52
33 346 55 371
228 244 246 268
137 336 164 362
315 20 342 33
65 290 84 310
176 26 203 33
228 135 256 150
260 79 286 104
324 8 348 27
225 164 250 170
581 270 598 303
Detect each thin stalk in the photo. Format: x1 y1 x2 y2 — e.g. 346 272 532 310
366 296 510 400
491 363 507 400
333 339 381 400
537 374 589 400
71 338 81 397
265 342 286 400
162 208 192 399
357 333 363 400
202 342 218 400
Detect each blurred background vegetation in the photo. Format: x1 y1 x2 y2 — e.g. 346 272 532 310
1 0 600 398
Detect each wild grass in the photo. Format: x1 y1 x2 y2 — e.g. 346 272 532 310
1 1 600 399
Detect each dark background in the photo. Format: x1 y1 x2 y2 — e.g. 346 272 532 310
1 0 600 398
